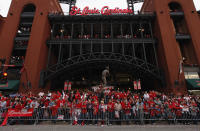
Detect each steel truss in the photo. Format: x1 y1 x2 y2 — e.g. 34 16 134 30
44 52 161 82
42 39 162 84
45 52 161 81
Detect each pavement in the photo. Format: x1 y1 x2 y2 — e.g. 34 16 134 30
0 125 200 131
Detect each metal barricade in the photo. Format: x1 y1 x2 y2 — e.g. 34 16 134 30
0 107 200 126
0 108 7 124
35 108 72 124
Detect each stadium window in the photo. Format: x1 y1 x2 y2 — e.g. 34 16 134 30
168 2 183 12
22 4 36 12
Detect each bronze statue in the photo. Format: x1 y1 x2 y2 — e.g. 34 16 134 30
102 66 109 86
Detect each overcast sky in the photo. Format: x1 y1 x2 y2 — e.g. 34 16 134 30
0 0 200 17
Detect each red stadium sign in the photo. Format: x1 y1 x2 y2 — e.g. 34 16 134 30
1 108 34 126
70 6 134 16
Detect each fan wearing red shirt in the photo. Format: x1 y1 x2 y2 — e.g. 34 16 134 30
80 101 87 125
65 101 72 117
50 101 58 123
149 91 156 99
115 92 121 100
56 99 62 108
107 99 114 124
143 103 150 119
124 101 131 118
44 99 50 108
92 94 98 101
121 100 125 110
56 98 65 117
148 98 155 108
14 101 23 111
76 100 82 124
155 105 161 118
50 100 58 117
93 100 99 124
134 94 139 100
6 98 10 108
168 101 175 112
149 102 156 120
75 91 81 100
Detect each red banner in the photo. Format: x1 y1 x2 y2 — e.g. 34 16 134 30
68 82 71 90
64 81 68 91
7 108 34 117
1 108 34 126
137 80 141 90
134 81 138 90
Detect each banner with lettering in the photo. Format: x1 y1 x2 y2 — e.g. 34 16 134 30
1 108 34 126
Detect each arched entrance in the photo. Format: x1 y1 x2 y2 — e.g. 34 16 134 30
41 14 164 91
42 52 162 91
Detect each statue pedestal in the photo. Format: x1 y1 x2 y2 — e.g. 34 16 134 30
91 85 114 92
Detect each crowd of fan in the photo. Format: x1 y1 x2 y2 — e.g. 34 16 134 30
0 88 200 125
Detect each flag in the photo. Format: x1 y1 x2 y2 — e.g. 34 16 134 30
68 82 71 90
64 81 68 91
137 80 141 90
134 81 137 90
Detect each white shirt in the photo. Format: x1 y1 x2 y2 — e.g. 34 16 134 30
144 93 149 100
0 101 7 109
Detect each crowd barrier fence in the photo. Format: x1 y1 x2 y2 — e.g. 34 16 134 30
0 108 200 126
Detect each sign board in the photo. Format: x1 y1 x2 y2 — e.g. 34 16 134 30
70 6 134 15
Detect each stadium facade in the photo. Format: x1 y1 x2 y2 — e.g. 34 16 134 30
0 0 200 94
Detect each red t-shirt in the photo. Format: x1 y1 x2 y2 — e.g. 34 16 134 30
75 93 81 100
6 99 10 108
107 102 114 112
121 102 125 109
143 104 149 113
51 106 58 116
149 92 156 98
81 104 87 114
148 100 155 108
93 104 99 115
56 99 63 108
44 100 50 107
76 103 82 109
134 95 139 100
124 104 131 114
92 95 98 101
